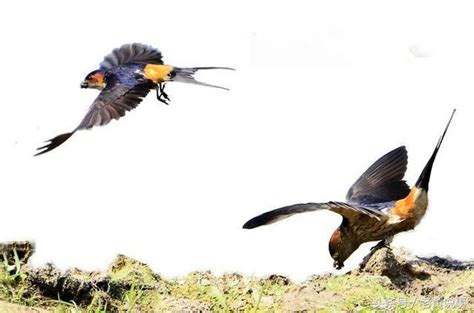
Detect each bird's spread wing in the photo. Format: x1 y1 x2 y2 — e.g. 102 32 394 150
76 80 151 130
242 201 386 229
100 43 164 70
35 80 151 156
346 146 410 206
243 203 331 229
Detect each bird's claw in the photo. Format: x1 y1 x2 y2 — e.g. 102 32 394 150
370 236 393 252
360 237 394 269
370 242 382 251
157 83 170 105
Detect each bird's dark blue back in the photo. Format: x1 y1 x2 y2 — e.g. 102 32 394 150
105 64 148 86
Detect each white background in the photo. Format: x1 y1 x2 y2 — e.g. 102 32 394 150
0 0 473 281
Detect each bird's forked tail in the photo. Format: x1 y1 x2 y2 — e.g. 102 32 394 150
170 67 234 90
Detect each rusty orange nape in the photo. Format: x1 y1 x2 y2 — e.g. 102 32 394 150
143 64 174 83
329 228 342 246
91 72 104 84
392 188 418 219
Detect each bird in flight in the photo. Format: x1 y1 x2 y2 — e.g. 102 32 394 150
35 43 234 156
243 110 456 269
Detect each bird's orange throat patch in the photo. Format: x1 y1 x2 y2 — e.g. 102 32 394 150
86 72 106 89
392 187 428 220
91 72 104 84
143 64 174 83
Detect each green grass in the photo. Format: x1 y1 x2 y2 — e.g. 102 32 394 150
0 249 472 312
123 281 143 312
323 274 403 310
0 248 40 307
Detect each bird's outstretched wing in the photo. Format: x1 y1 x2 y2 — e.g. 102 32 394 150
35 80 152 156
242 201 386 229
346 146 410 206
76 80 151 130
100 43 164 70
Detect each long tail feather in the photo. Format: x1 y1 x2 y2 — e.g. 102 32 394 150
183 67 235 71
415 109 456 190
171 67 234 90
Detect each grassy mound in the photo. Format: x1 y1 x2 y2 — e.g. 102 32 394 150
1 241 472 312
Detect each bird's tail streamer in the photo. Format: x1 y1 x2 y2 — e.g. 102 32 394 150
170 67 234 90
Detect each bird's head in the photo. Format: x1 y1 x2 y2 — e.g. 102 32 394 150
328 227 359 270
81 69 106 90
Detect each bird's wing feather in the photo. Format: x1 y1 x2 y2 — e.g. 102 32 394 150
346 146 410 205
100 43 163 70
328 201 387 221
77 81 151 130
35 79 151 156
242 201 386 229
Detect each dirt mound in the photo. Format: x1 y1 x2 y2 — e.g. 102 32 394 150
360 246 473 299
1 241 472 311
26 263 109 304
359 246 431 288
0 241 35 266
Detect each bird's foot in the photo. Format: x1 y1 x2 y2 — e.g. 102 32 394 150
371 236 393 251
360 236 394 269
157 83 171 105
370 240 390 252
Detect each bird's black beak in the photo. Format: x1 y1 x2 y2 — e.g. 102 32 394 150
80 81 89 88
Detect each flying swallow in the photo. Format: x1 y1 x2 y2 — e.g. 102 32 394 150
243 110 456 269
35 43 234 156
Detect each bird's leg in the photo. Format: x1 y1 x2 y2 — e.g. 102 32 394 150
370 235 393 252
156 83 171 105
359 236 394 269
160 83 170 102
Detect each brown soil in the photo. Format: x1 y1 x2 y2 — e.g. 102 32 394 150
1 241 472 311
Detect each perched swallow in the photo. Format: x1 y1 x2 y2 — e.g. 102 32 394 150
36 43 234 156
243 110 455 269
